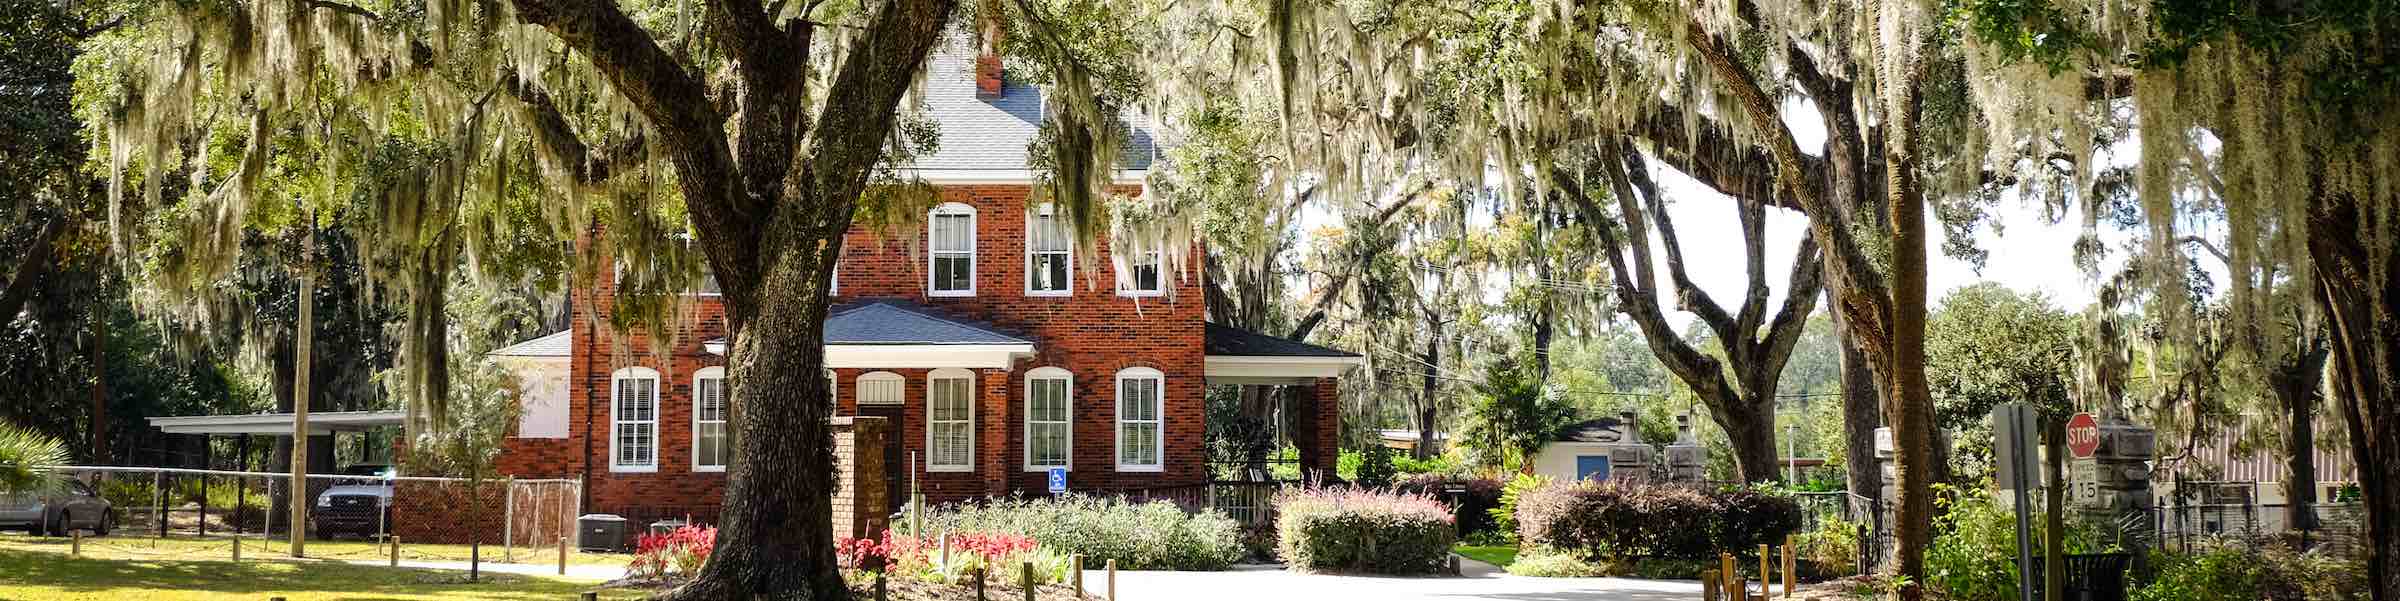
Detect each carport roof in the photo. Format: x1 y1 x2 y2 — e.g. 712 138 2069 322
148 410 404 436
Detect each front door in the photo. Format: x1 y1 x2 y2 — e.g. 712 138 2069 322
859 405 907 514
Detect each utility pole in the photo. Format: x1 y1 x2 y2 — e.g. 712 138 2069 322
289 214 315 557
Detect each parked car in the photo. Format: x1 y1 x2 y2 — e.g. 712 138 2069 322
312 464 395 539
0 477 115 537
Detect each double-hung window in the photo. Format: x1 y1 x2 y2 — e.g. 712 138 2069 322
693 367 730 472
927 369 975 472
1116 240 1162 297
929 203 976 296
1024 367 1073 470
1026 204 1072 295
1115 367 1164 471
611 367 659 472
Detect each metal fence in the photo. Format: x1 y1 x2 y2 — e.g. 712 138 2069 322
22 465 580 563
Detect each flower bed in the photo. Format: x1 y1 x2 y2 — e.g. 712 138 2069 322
915 494 1245 571
1273 487 1456 574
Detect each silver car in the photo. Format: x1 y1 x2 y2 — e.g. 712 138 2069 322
0 477 115 537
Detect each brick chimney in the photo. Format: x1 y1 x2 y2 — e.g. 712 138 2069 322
975 14 1003 98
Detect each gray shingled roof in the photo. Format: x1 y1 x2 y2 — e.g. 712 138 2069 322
907 40 1157 175
1204 323 1361 358
1555 417 1632 443
487 330 571 358
824 299 1032 345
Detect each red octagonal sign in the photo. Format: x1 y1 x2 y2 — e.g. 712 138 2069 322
2066 412 2102 459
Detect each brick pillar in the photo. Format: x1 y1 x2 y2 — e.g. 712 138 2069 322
980 368 1012 496
1294 378 1342 483
830 417 890 539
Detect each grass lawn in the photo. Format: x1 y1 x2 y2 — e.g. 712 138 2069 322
0 547 646 600
0 532 632 567
1453 543 1518 568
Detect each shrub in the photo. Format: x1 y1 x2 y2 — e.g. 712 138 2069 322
1274 487 1456 574
1489 473 1551 542
1353 445 1397 488
1395 473 1504 537
919 493 1244 571
1516 480 1801 562
2131 540 2365 601
1391 452 1454 476
1506 547 1604 577
629 525 716 582
1793 515 1862 577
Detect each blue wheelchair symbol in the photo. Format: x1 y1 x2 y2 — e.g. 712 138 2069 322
1046 467 1067 493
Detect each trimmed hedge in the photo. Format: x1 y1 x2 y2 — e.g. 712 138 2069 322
1274 487 1456 574
920 494 1246 571
1517 480 1800 561
1394 473 1505 538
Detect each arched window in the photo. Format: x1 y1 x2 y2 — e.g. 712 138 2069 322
1024 367 1073 470
610 367 660 472
928 202 977 296
857 371 904 406
1025 204 1072 296
692 367 729 472
927 368 976 472
1114 367 1165 471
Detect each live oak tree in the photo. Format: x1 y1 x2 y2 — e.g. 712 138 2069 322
85 0 1150 597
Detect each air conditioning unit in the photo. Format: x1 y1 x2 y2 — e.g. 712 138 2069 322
578 514 629 552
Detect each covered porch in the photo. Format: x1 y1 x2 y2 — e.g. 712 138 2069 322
1202 323 1363 484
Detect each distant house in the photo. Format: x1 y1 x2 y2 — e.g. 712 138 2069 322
483 39 1363 529
1377 429 1448 455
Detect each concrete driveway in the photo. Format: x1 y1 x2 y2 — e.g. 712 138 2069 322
1081 559 1703 601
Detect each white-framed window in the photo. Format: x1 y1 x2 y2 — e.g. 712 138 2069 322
928 202 977 296
1026 204 1072 296
1115 367 1164 471
1115 241 1163 297
927 368 976 472
610 366 660 472
857 371 904 405
1024 367 1073 470
693 367 729 472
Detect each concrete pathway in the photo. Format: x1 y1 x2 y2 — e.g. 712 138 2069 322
1082 558 1703 601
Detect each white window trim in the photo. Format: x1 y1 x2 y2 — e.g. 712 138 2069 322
857 371 905 405
1114 367 1165 472
928 202 978 297
610 366 660 473
926 368 976 473
691 366 728 473
1025 204 1073 297
1023 367 1074 471
1115 245 1165 298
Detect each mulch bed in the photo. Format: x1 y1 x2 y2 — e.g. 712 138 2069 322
604 574 1097 601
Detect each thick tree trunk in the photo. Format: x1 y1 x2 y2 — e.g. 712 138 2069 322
2274 351 2326 531
1715 398 1782 484
1836 317 1881 509
2308 195 2399 601
1881 35 1936 600
289 226 315 557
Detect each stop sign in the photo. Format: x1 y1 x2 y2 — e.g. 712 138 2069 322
2066 412 2101 458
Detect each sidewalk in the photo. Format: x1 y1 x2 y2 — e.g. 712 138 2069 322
1081 558 1703 601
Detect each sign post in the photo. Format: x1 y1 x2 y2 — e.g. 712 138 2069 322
1992 403 2039 601
1046 467 1067 494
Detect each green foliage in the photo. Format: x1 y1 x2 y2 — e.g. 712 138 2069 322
0 423 65 493
1927 283 2078 431
398 360 521 481
1274 487 1457 574
1505 547 1604 577
920 494 1245 571
1924 482 2118 601
1395 474 1504 538
1391 453 1454 476
1352 445 1397 489
2131 541 2365 601
1794 514 1862 576
1458 355 1579 472
1515 480 1801 562
1490 473 1550 544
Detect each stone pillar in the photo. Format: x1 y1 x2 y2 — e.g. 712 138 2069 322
1291 378 1341 484
2072 419 2156 548
980 369 1012 497
830 417 890 539
1663 413 1706 482
1600 411 1655 481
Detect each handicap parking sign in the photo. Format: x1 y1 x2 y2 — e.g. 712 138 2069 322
1047 467 1067 493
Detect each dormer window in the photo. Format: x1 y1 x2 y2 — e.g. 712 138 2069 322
1027 204 1072 296
929 202 977 296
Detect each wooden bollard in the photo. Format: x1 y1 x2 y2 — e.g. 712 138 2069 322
388 536 400 567
1021 561 1036 601
70 530 80 557
558 536 569 576
974 567 987 601
1071 554 1084 598
580 593 598 601
1106 559 1118 601
1758 543 1769 598
875 570 889 601
232 538 241 562
1701 569 1720 601
1720 553 1739 600
1781 535 1795 598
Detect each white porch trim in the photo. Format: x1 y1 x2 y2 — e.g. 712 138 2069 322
702 340 1036 370
1203 355 1365 386
149 410 405 436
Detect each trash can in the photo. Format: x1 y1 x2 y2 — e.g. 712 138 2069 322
578 514 628 552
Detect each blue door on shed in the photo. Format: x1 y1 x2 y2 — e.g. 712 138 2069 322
1576 455 1612 481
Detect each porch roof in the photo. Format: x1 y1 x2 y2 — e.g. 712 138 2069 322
1203 323 1364 385
701 298 1036 369
148 410 405 436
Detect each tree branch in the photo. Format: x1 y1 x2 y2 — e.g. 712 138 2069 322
1288 181 1426 341
501 73 644 185
1553 164 1737 404
0 217 68 323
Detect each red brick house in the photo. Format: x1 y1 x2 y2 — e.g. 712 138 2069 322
488 42 1362 528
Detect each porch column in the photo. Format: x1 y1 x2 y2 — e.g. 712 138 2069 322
1293 377 1341 483
980 368 1011 496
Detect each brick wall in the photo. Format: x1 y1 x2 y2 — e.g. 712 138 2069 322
505 182 1210 523
392 480 506 545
